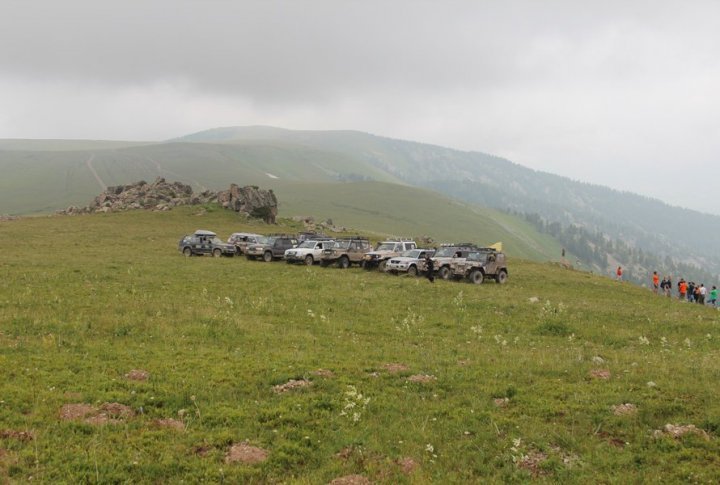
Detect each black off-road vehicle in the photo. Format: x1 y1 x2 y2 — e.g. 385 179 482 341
245 234 298 262
178 230 236 257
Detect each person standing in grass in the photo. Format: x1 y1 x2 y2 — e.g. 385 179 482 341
652 271 660 294
710 286 718 307
425 253 435 283
616 266 623 281
698 284 706 305
679 279 687 301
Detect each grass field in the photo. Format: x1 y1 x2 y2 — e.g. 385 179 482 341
1 207 720 483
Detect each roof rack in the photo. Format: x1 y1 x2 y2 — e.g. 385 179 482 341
335 235 370 241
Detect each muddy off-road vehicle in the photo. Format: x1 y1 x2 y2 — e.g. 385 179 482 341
320 237 372 268
227 232 263 255
385 249 436 276
363 239 417 271
246 234 298 262
284 238 334 265
178 230 236 257
431 243 481 280
449 249 508 284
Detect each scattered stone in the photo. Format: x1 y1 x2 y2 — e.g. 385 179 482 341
396 457 419 474
407 374 436 383
653 424 710 440
612 403 637 416
457 359 470 366
591 356 605 364
383 363 410 374
0 430 34 441
312 369 335 378
0 214 20 222
646 381 657 388
528 296 540 304
494 397 510 408
329 475 371 485
225 442 269 464
272 379 312 393
125 369 149 381
217 183 278 223
590 369 611 380
154 419 185 431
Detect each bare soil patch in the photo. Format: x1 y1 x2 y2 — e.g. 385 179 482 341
396 456 419 474
329 475 371 485
125 369 149 381
612 403 637 416
383 363 409 374
100 402 135 419
192 445 211 457
59 403 96 420
407 374 436 383
516 450 549 477
154 419 185 431
494 398 510 408
590 369 611 380
0 430 34 441
272 379 312 393
597 431 626 448
653 424 710 440
225 442 269 464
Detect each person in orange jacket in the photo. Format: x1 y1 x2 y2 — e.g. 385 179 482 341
652 271 659 294
678 279 688 300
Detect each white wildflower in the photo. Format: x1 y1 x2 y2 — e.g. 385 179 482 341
638 336 650 345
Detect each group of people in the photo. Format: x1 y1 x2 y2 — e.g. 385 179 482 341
652 271 718 306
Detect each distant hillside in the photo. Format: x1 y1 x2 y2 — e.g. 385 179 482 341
2 126 719 281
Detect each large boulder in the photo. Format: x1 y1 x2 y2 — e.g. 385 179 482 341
217 184 278 223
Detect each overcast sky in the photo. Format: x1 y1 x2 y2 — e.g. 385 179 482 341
2 1 719 214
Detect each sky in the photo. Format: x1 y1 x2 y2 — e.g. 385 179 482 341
1 0 719 214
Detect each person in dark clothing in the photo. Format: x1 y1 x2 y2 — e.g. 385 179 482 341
425 253 435 283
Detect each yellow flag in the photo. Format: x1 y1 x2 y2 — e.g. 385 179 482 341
489 242 503 251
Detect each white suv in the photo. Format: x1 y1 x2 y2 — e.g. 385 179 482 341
363 239 417 271
284 239 335 265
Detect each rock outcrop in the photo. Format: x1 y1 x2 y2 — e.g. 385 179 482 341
217 184 278 224
58 178 278 222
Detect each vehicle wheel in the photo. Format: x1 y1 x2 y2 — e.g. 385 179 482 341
408 265 418 277
378 260 387 271
495 270 508 284
469 269 484 284
439 266 451 280
183 247 192 257
339 256 350 269
213 248 221 257
304 254 314 266
263 251 273 262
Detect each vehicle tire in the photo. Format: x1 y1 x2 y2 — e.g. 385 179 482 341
183 247 192 257
213 248 221 258
304 254 314 266
495 270 508 284
439 266 451 280
339 256 350 269
378 260 387 271
469 269 484 284
263 251 273 262
408 265 418 277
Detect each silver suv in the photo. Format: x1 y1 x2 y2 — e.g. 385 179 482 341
363 239 417 271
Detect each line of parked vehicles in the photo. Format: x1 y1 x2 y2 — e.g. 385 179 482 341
178 230 508 284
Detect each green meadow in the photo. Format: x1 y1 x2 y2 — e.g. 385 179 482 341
1 207 719 483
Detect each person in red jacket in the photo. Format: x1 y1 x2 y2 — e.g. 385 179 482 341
679 279 688 300
652 271 659 294
616 266 623 281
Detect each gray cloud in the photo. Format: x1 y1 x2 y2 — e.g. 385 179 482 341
1 0 719 213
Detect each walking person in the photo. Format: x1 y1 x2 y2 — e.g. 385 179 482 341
698 284 706 305
710 286 718 307
665 276 673 298
679 279 687 301
616 266 623 281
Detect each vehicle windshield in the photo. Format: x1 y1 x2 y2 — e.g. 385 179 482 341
255 236 272 245
297 240 317 249
401 249 423 258
376 243 396 251
434 247 456 257
467 252 490 262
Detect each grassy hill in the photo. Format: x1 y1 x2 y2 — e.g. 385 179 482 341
1 208 719 482
274 181 562 261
